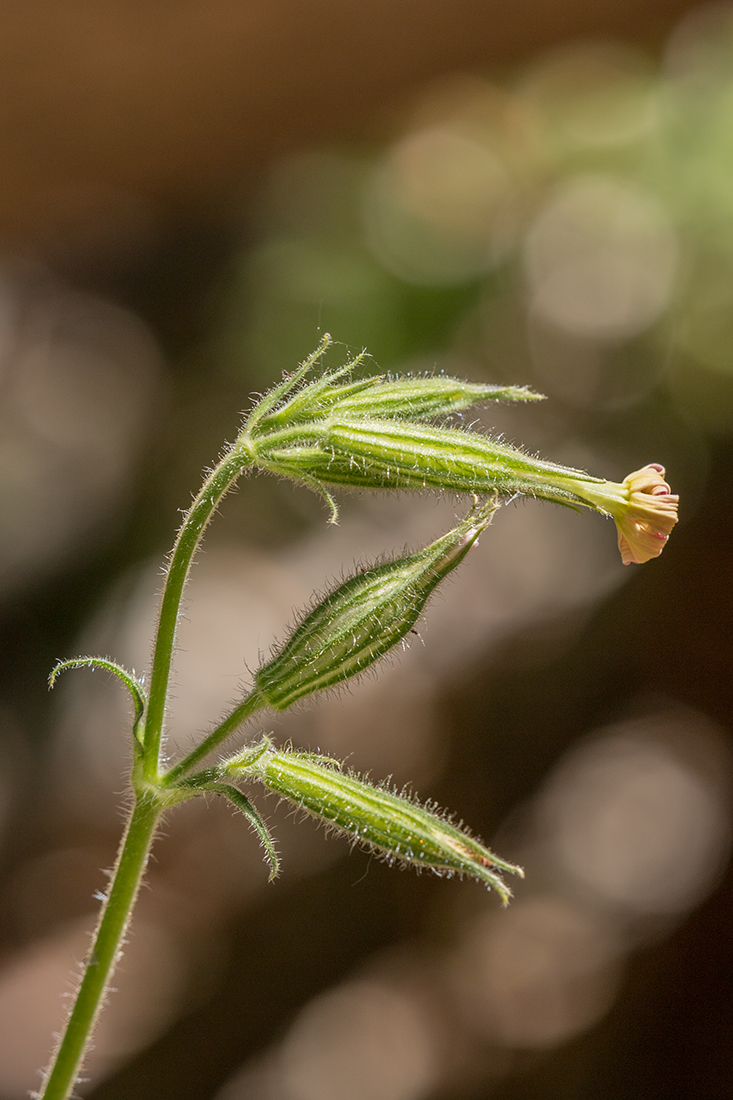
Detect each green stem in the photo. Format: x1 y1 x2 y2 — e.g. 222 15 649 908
37 796 162 1100
161 690 265 786
39 434 259 1098
143 440 254 779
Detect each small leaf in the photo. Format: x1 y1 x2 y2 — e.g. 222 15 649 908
49 657 146 742
204 783 280 881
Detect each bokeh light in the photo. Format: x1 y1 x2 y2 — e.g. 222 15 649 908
537 715 732 916
0 265 163 598
524 175 678 340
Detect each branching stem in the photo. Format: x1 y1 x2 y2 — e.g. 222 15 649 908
39 434 257 1100
161 690 265 785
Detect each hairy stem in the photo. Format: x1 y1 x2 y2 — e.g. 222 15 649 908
161 689 265 785
143 440 254 779
39 437 257 1098
37 796 162 1100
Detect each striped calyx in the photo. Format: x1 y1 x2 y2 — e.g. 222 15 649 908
225 738 523 903
257 415 605 505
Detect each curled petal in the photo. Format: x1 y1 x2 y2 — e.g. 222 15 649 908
614 464 679 565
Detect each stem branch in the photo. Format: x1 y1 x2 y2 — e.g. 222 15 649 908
143 441 253 778
161 690 265 785
39 435 257 1098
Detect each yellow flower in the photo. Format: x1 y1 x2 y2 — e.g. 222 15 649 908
613 464 679 565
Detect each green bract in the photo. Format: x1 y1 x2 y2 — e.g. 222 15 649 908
251 500 497 710
225 738 523 903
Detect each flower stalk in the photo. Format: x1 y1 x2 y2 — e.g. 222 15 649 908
37 797 162 1100
141 437 255 779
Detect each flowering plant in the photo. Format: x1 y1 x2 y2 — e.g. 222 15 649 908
37 336 677 1100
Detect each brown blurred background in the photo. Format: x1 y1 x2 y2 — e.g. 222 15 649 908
1 1 733 1098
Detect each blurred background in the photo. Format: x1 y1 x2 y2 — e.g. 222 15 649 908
0 1 732 1097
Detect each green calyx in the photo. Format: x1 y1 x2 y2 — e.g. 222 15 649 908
160 500 499 784
251 500 498 710
238 337 609 517
254 374 541 433
244 333 542 437
223 738 523 903
259 416 603 504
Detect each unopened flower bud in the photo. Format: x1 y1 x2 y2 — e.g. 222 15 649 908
227 739 523 902
252 502 497 710
250 364 541 436
323 376 542 422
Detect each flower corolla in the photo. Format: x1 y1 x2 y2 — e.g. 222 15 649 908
614 463 679 565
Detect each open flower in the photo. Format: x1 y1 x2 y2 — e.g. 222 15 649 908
549 462 679 565
612 464 679 565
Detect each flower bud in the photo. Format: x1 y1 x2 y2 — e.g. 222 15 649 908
252 373 541 434
252 502 497 710
323 376 542 421
227 739 523 902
